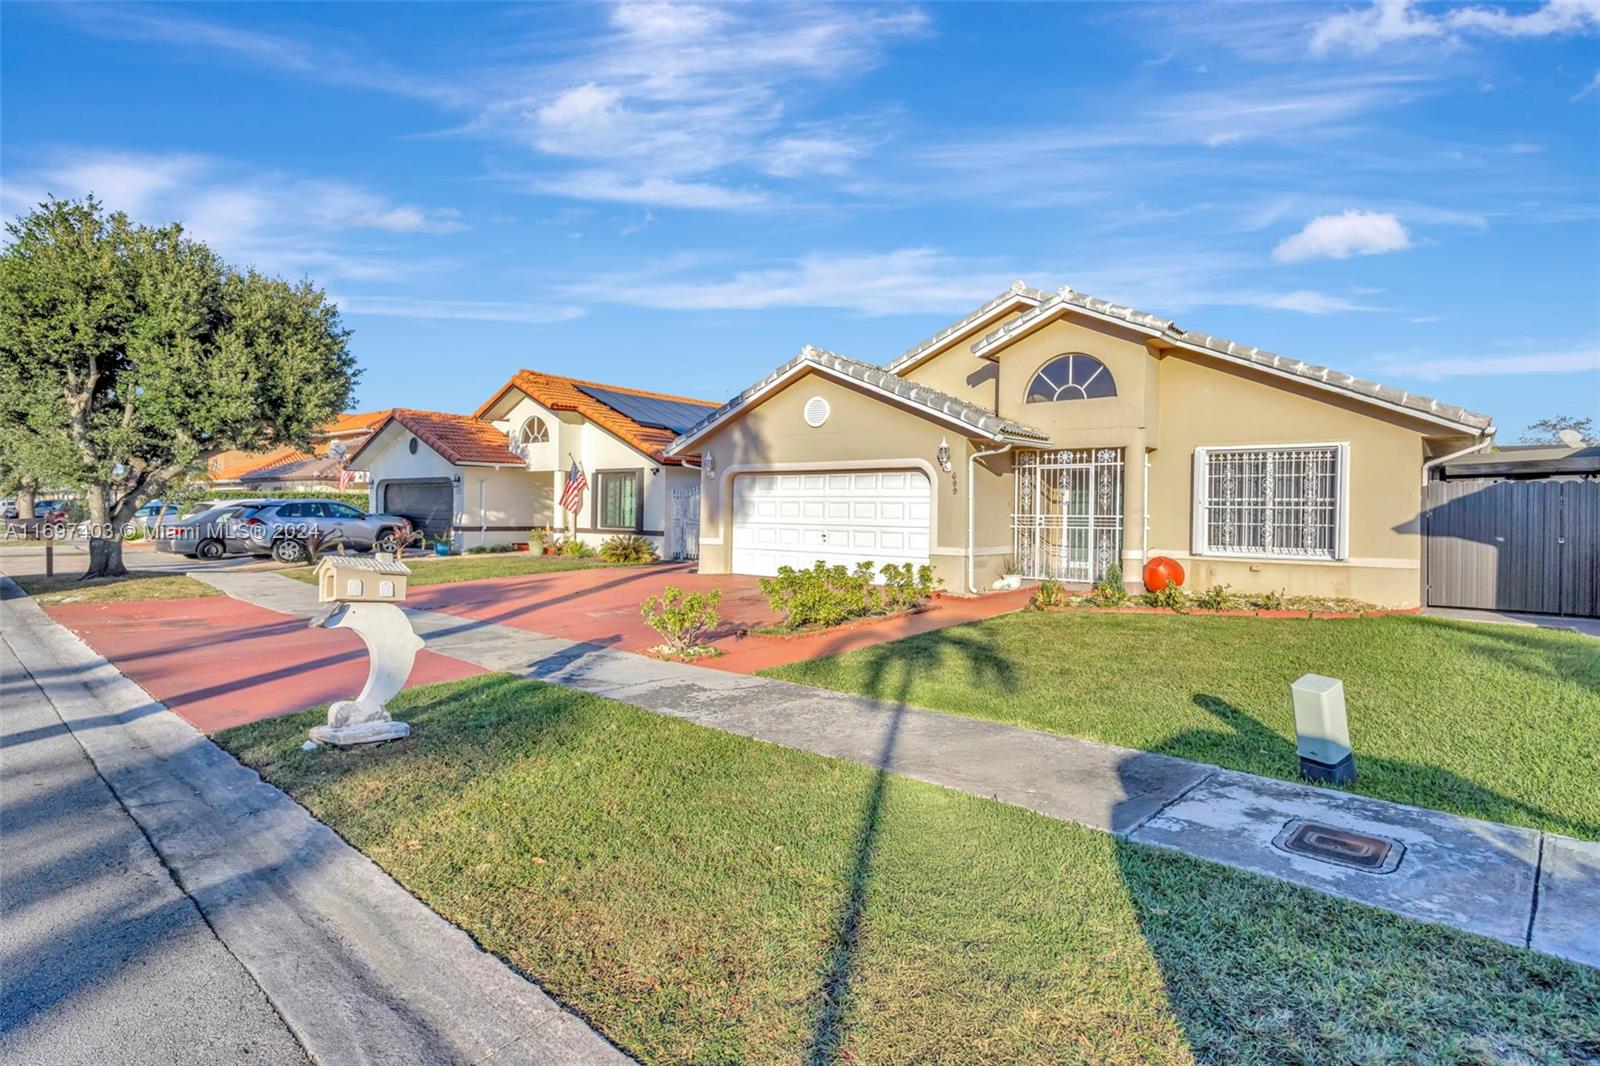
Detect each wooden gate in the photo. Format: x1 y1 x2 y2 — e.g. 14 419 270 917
669 485 701 562
1423 478 1598 617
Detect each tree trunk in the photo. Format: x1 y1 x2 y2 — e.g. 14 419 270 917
15 476 37 521
81 484 127 579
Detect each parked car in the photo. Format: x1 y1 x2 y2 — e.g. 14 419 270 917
1 500 16 520
156 501 269 559
132 500 182 531
241 499 410 563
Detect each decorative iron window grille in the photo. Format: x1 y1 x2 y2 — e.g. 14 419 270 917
1013 448 1125 582
1195 445 1347 560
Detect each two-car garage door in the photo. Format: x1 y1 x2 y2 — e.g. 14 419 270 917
731 470 931 576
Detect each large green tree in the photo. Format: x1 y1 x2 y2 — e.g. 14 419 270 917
0 197 359 577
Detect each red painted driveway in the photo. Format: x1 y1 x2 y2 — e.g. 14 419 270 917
45 595 482 733
405 562 1032 672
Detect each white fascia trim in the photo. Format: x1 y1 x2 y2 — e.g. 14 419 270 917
888 293 1042 376
1192 442 1351 562
668 360 1013 455
972 302 1489 436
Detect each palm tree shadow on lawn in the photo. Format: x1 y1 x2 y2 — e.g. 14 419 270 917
793 628 1599 1062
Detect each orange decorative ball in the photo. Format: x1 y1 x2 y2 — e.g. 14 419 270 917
1143 556 1185 592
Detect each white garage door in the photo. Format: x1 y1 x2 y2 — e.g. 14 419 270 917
731 470 931 577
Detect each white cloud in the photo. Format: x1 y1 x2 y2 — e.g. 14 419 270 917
60 6 468 105
1395 347 1600 380
566 247 1023 315
4 150 462 282
1575 71 1600 100
1273 211 1413 262
478 2 926 207
531 171 769 210
330 295 585 324
1311 0 1600 56
1247 290 1378 314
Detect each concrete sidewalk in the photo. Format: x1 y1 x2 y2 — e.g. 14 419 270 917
196 570 1600 968
1 582 631 1065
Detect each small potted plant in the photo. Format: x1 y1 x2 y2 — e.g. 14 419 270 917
997 555 1023 590
529 526 556 555
434 528 454 556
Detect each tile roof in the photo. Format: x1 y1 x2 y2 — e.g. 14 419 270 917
475 369 719 464
205 411 391 482
883 281 1050 375
347 409 522 467
208 444 308 483
324 409 394 435
968 286 1494 433
668 345 1049 454
238 453 343 483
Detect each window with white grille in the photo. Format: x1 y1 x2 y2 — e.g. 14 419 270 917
1193 444 1348 560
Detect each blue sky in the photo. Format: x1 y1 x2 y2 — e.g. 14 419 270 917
3 1 1596 439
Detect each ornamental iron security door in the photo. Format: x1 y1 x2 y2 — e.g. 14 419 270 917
1013 448 1124 582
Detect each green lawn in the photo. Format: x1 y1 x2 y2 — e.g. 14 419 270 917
14 570 221 606
278 553 627 587
219 675 1599 1065
763 612 1600 839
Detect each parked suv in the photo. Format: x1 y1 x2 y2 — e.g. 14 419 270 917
241 499 409 563
156 500 268 559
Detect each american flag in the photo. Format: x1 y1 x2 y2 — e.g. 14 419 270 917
338 466 352 491
560 459 587 514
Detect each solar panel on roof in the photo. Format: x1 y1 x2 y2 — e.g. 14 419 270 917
574 383 712 434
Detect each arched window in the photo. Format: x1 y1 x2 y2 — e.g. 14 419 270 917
1026 354 1116 403
515 416 550 446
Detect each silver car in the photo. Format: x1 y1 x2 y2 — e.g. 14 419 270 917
155 501 269 559
241 499 410 563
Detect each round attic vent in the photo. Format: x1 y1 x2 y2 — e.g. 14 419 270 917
408 437 419 455
803 396 830 428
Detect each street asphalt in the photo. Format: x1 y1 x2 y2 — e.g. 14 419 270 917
0 638 310 1064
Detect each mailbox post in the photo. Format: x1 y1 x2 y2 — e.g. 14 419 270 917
306 553 421 747
1292 673 1355 784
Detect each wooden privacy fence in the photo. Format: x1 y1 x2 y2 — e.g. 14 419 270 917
1423 478 1598 617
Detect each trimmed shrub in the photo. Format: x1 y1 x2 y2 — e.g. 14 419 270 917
759 560 940 631
558 537 596 558
600 534 658 564
881 562 940 613
1140 582 1188 611
641 586 722 656
1088 562 1129 607
1029 577 1068 610
1191 584 1235 611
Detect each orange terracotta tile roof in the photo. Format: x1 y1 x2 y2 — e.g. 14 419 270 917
473 370 718 464
324 409 394 435
208 444 309 482
206 410 390 481
347 408 521 467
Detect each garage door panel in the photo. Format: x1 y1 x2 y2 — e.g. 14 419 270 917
731 469 931 577
383 480 453 537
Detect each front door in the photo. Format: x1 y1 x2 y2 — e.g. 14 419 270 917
1013 448 1124 582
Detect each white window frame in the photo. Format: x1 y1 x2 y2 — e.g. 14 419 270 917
1191 443 1350 562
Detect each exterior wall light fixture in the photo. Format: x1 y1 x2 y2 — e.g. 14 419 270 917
937 438 952 472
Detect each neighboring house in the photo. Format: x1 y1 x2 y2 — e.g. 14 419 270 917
345 371 718 554
206 410 392 492
667 282 1496 607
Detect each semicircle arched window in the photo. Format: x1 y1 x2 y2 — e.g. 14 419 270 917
515 416 550 445
1026 354 1117 403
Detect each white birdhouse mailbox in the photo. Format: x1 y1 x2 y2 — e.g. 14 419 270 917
313 553 410 604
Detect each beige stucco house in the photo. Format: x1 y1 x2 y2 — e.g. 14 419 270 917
346 371 716 555
667 283 1495 606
